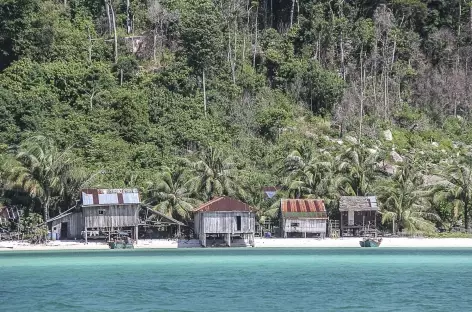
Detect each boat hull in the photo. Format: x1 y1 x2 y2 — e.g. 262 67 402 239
108 242 134 249
359 239 382 248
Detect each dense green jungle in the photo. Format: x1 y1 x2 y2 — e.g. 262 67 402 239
1 0 472 236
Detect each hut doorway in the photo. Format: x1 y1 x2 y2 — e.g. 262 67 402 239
60 222 68 240
236 216 241 231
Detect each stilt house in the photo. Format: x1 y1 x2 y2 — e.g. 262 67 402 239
49 188 141 243
193 197 255 247
339 196 379 237
280 199 328 238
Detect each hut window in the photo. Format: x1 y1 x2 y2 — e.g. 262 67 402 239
98 209 105 215
291 222 300 227
236 216 241 231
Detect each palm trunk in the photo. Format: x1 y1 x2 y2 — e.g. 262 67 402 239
44 195 51 223
465 199 469 232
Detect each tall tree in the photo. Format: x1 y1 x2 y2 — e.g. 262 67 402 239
187 147 242 201
434 158 472 231
146 166 198 222
336 144 382 196
9 136 78 221
378 162 438 234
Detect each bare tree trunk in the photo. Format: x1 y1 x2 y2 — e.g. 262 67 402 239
384 66 388 120
243 2 250 62
90 89 96 110
105 1 112 35
470 3 472 33
290 0 295 28
232 2 238 84
153 32 157 64
203 69 207 117
253 6 258 68
126 0 132 34
340 33 345 80
87 26 92 62
110 1 118 63
359 47 364 144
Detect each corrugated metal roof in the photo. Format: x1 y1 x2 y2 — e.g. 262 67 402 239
280 199 327 219
339 196 379 211
194 197 254 212
82 189 140 206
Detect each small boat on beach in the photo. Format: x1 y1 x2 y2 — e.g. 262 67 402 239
359 238 382 248
108 232 134 249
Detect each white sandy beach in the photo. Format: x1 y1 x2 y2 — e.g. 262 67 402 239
1 237 472 251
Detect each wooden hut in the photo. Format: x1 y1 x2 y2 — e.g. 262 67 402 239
280 199 328 238
49 188 141 243
193 197 255 247
262 186 280 199
339 196 379 237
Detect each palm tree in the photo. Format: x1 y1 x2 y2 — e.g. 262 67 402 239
8 136 78 222
146 166 199 222
187 147 243 201
336 144 382 196
280 143 316 176
378 163 438 234
287 155 334 199
433 158 472 231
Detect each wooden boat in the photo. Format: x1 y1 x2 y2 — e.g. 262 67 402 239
108 241 134 249
108 231 134 249
359 238 382 248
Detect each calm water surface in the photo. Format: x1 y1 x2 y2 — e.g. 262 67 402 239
0 248 471 312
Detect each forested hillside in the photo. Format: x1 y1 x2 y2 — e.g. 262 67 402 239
2 0 472 234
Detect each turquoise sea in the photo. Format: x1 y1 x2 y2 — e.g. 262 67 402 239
1 248 471 312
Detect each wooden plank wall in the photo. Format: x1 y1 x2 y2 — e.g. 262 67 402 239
51 212 84 239
282 218 327 234
84 205 140 228
341 210 377 228
195 212 255 234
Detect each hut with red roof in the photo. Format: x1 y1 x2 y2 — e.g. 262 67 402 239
193 197 255 247
280 199 328 238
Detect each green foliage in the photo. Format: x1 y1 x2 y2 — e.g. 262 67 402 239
0 0 472 238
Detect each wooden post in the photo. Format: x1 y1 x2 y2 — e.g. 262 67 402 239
227 233 231 247
374 212 377 238
134 225 138 244
84 227 88 244
340 212 343 237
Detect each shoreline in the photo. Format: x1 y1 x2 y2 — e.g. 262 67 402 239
1 237 472 251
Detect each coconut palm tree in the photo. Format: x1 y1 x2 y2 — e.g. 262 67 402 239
146 166 199 222
433 158 472 231
8 136 78 222
287 155 334 199
187 147 243 201
280 143 316 176
378 163 438 234
336 144 382 196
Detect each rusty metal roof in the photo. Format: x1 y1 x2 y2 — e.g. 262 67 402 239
339 196 378 211
281 199 327 219
82 188 140 206
194 197 254 212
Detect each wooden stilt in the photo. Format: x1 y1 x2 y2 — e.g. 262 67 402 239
84 227 88 244
134 225 138 244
